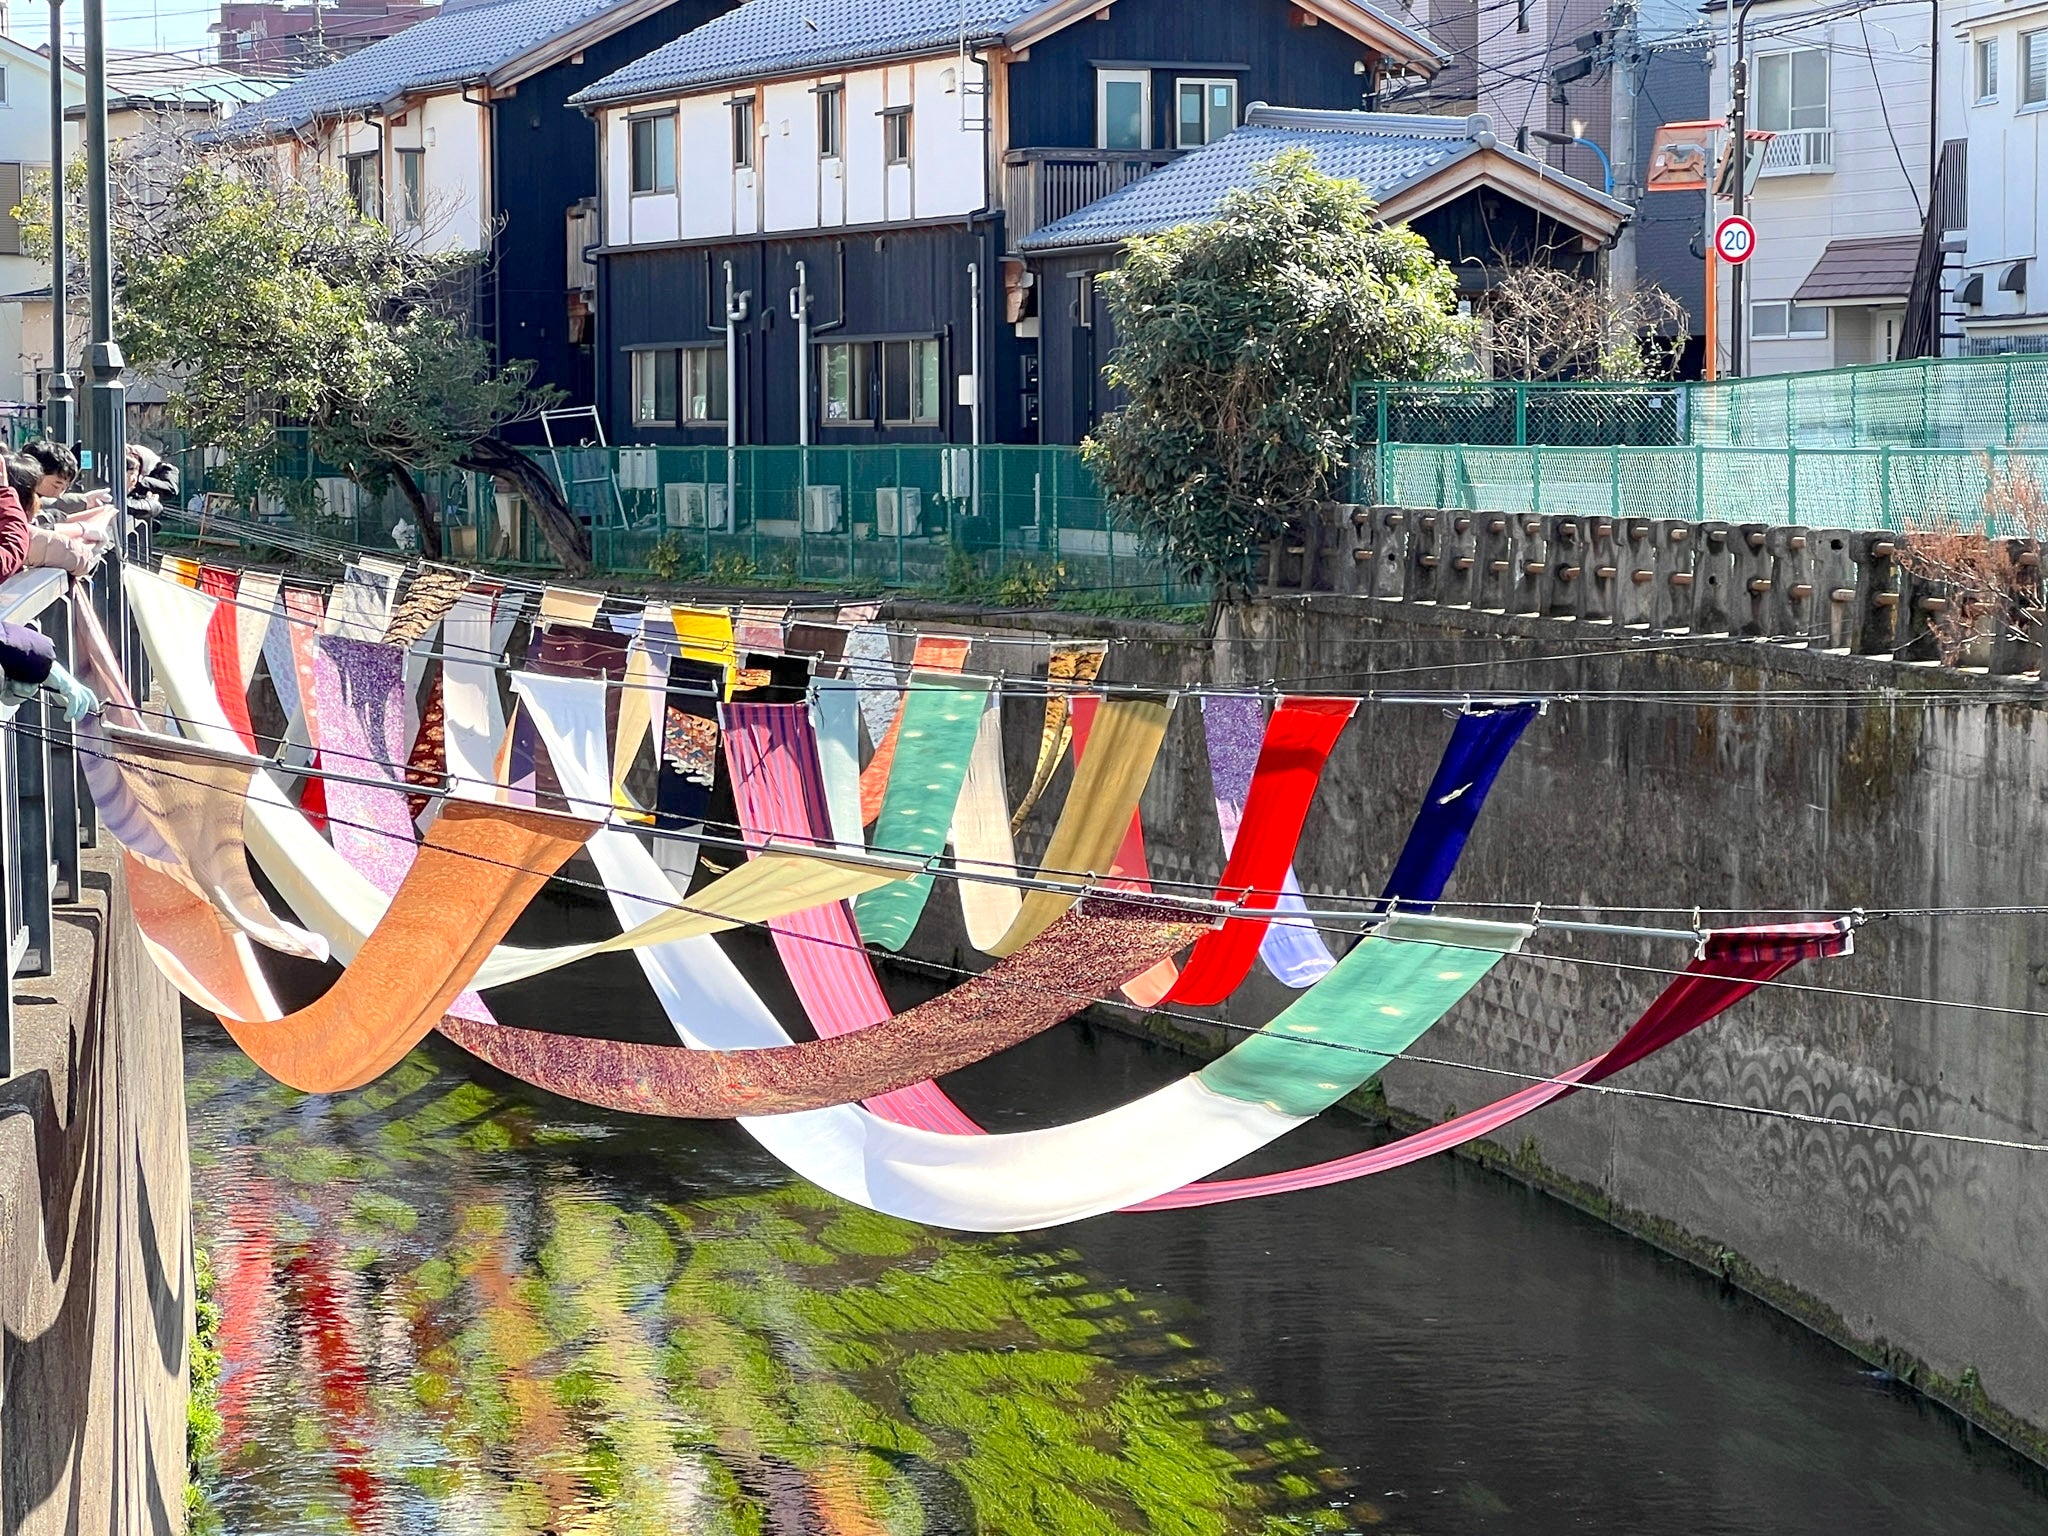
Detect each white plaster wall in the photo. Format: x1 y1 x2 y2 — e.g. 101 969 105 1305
292 96 486 255
599 49 989 249
1951 0 2048 341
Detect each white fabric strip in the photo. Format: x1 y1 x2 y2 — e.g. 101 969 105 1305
809 679 865 853
439 587 504 801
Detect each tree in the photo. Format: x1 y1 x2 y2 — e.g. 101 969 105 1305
1482 265 1689 382
1081 151 1474 598
20 151 592 570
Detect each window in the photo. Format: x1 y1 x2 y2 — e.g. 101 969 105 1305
731 96 756 170
0 67 10 105
2027 29 2048 107
883 106 913 165
1097 69 1151 149
0 163 22 256
632 345 726 425
1515 0 1528 31
345 151 381 221
1751 301 1829 340
629 112 676 194
819 340 874 423
817 84 843 158
881 338 942 425
1977 38 2000 103
395 148 424 226
1754 48 1828 132
1176 79 1238 147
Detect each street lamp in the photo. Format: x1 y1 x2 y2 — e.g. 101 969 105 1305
45 0 71 444
1530 125 1614 196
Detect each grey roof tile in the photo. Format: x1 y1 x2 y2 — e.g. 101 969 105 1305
212 0 627 137
1793 234 1921 303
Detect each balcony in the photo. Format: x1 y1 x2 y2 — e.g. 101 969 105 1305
1003 147 1180 246
1759 128 1835 177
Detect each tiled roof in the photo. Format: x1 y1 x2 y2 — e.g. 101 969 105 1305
1793 235 1921 304
211 0 629 138
572 0 1446 107
1016 110 1491 253
571 0 1034 105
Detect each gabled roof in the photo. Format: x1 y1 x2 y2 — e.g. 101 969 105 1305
1014 105 1630 254
211 0 669 140
103 50 292 111
571 0 1446 110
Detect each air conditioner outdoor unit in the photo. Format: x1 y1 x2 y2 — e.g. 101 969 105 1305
618 448 659 491
665 482 730 530
876 486 922 538
803 484 845 533
940 447 975 500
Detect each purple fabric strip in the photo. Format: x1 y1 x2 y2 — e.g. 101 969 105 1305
312 636 491 1024
1200 695 1336 988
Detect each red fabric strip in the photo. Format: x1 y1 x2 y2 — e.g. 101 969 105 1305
1131 922 1853 1210
199 566 258 751
1165 696 1358 1007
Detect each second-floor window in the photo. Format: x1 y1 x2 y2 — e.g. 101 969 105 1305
1177 79 1238 147
1098 69 1151 149
818 84 843 158
883 106 913 165
732 97 756 170
1754 48 1828 133
1977 38 1999 103
345 151 381 221
630 113 676 194
633 344 726 426
2026 29 2048 107
395 148 424 226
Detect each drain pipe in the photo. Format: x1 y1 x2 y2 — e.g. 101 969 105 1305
967 257 983 516
723 259 750 523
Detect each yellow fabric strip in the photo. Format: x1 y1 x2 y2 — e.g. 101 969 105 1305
610 641 665 813
1011 641 1108 832
984 692 1173 958
671 605 739 697
467 846 912 990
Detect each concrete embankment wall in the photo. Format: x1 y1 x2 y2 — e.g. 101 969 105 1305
886 589 2048 1456
1 843 190 1533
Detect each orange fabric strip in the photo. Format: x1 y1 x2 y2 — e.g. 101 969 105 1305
857 634 970 826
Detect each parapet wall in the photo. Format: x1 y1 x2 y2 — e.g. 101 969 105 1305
0 844 190 1533
889 575 2048 1457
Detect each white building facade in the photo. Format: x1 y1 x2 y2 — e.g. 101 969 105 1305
0 37 84 405
1943 0 2048 352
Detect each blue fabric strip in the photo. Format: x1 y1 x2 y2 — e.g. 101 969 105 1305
1378 702 1539 910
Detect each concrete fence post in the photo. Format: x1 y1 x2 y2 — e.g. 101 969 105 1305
1444 513 1481 608
1581 516 1619 625
1372 507 1410 602
1408 510 1445 605
1693 521 1737 635
1652 520 1697 633
1731 523 1774 636
1764 526 1819 642
1477 513 1513 611
1852 531 1906 655
1546 517 1582 619
1618 519 1658 629
1813 529 1860 650
1510 516 1548 616
1991 539 2044 675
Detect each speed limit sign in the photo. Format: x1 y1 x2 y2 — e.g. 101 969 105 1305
1714 215 1758 264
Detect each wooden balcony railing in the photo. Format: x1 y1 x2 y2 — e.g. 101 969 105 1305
1002 147 1181 246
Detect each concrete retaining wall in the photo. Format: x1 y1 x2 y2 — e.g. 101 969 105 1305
887 580 2048 1457
1 844 190 1533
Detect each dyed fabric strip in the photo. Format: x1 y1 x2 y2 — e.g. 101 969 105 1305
443 896 1214 1118
609 640 666 813
204 801 591 1093
670 605 739 692
843 622 899 747
854 672 993 951
440 585 504 797
198 566 258 750
719 698 978 1134
324 560 399 641
505 666 1538 1230
1377 702 1539 909
281 587 329 827
1167 697 1359 1007
382 569 467 649
310 637 418 896
1202 695 1335 987
809 674 865 853
162 554 201 589
735 604 788 654
949 698 1022 950
125 852 283 1023
234 571 282 694
539 586 605 626
468 847 912 991
1066 696 1179 1005
987 692 1174 959
1010 640 1107 832
858 635 969 825
1136 923 1853 1209
403 672 447 820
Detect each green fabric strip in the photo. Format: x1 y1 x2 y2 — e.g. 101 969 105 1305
855 676 995 951
1198 915 1530 1118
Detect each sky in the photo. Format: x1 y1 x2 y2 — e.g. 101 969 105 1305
9 2 257 67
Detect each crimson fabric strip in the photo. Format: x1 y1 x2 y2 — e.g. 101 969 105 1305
721 699 982 1135
199 566 258 751
1131 921 1853 1209
1166 696 1359 1007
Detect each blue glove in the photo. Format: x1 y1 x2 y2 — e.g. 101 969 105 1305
44 664 98 722
0 676 37 707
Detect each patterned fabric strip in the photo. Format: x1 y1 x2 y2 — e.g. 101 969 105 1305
858 634 970 825
1009 640 1107 832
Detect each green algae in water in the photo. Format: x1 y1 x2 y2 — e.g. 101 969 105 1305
187 1041 1373 1535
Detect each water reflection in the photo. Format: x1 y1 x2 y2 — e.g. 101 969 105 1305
187 1026 1368 1535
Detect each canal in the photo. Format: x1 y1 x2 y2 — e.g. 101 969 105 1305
186 906 2048 1535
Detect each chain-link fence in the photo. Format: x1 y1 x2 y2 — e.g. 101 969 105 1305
1369 441 2048 532
1355 355 2048 455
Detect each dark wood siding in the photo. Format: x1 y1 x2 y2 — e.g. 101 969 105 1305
486 0 736 441
1004 0 1374 150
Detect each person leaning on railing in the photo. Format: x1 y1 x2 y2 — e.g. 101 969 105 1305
0 458 96 721
6 453 112 579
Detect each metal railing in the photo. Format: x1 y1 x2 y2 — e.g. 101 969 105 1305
1759 128 1834 176
1363 441 2048 531
0 555 143 1078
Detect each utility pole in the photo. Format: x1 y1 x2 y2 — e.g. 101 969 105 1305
81 0 124 519
45 0 71 445
1607 0 1640 300
1727 0 1764 377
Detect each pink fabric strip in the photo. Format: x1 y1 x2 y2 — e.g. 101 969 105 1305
720 699 982 1135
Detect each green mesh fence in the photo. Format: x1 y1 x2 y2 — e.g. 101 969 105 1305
1356 355 2048 453
1374 442 2048 532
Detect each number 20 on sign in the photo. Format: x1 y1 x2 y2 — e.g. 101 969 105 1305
1714 215 1757 265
